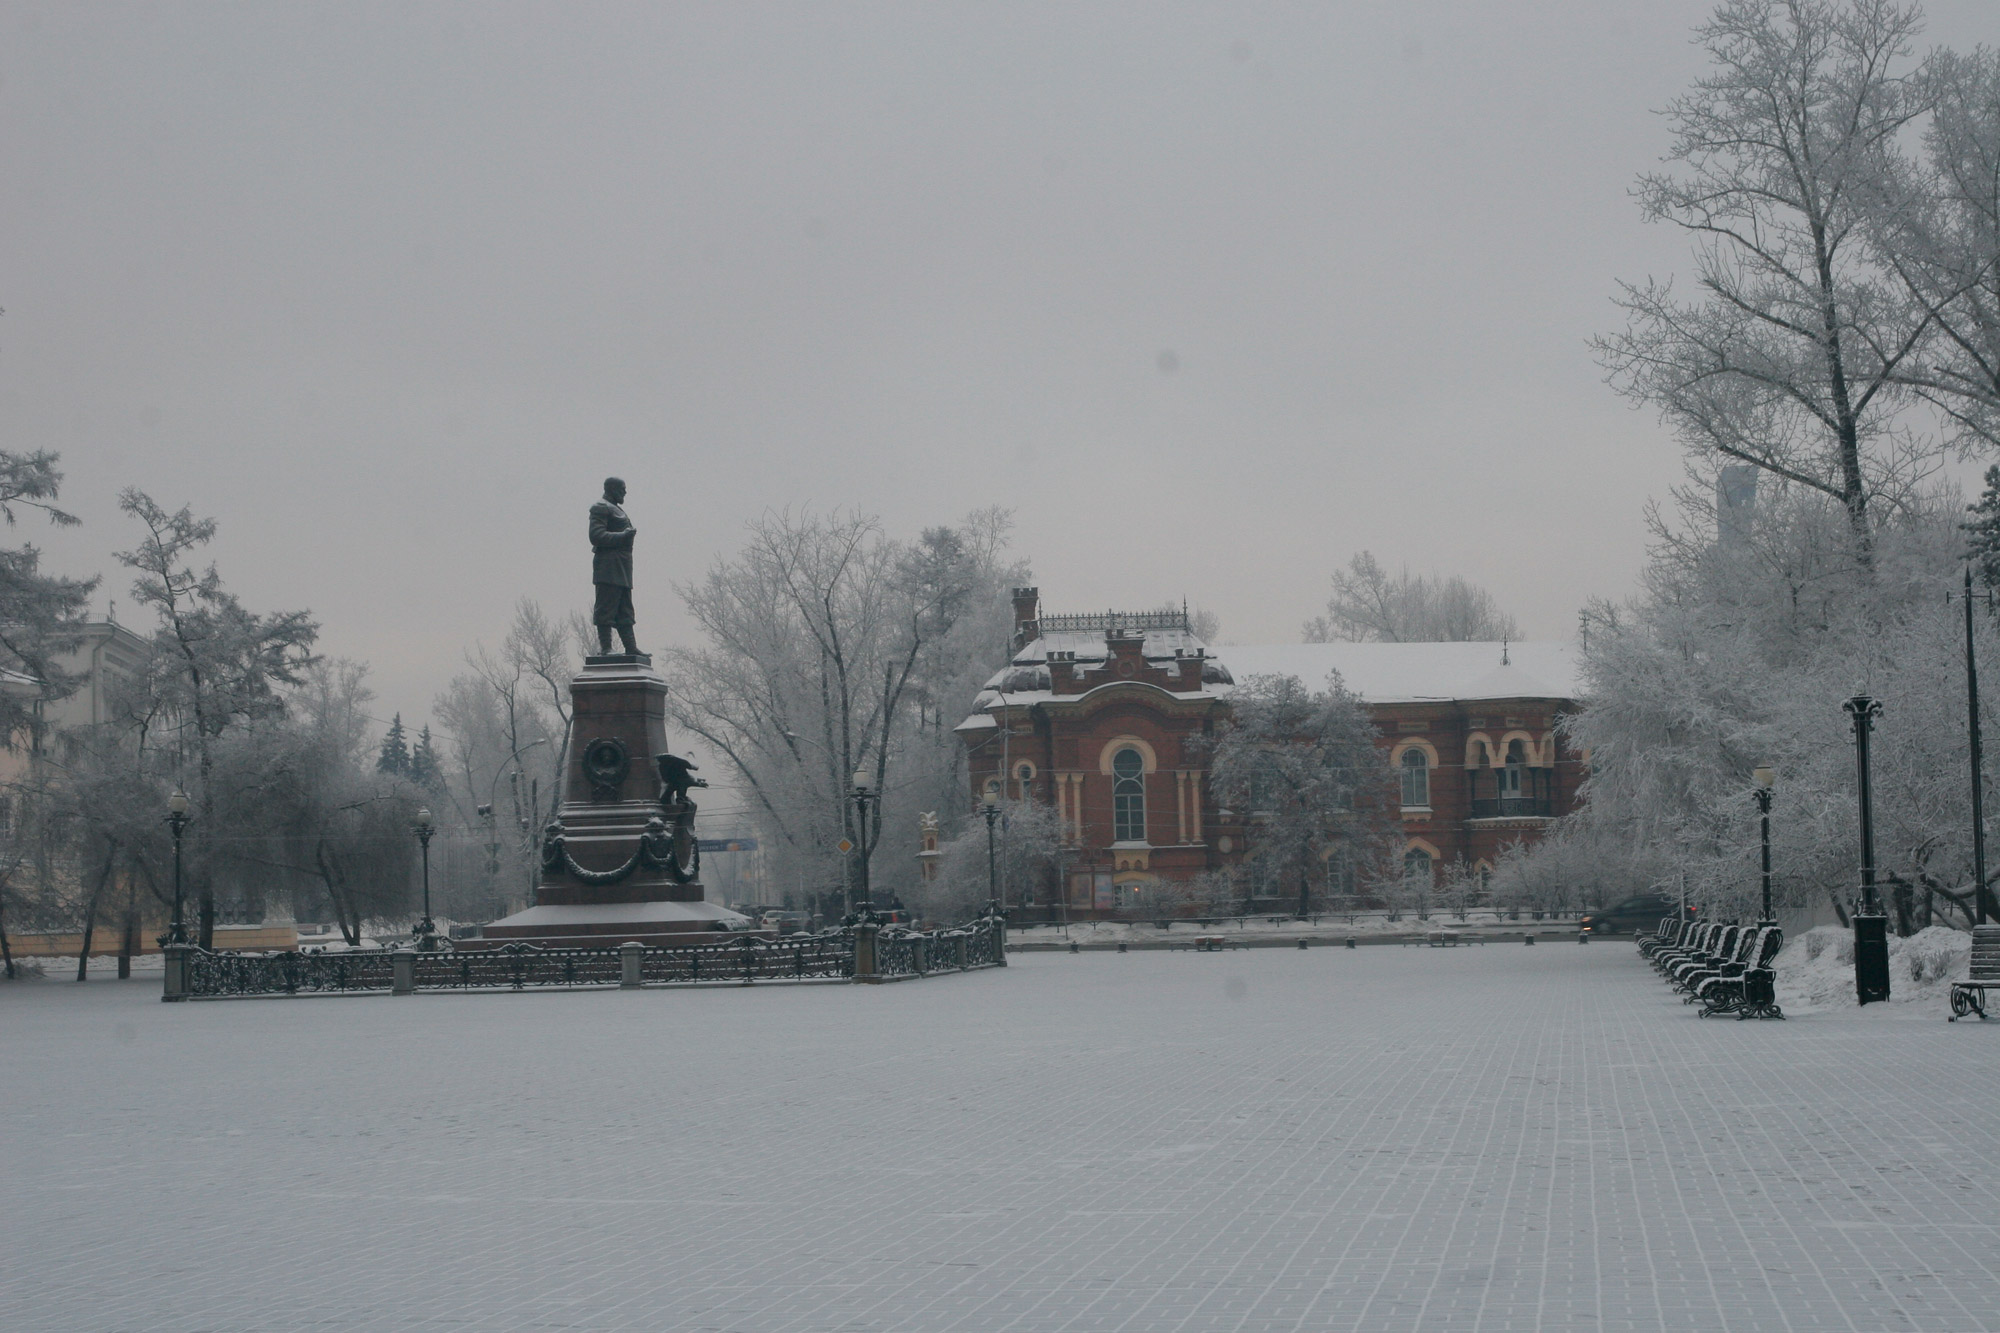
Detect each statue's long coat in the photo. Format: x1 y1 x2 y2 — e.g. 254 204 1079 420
589 500 634 587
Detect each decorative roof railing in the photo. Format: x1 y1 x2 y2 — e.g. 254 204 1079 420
1038 610 1190 635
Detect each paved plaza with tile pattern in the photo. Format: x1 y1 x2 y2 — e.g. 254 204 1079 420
4 941 1998 1332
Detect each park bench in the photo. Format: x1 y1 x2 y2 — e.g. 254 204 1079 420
1638 917 1690 959
1694 924 1784 1020
1653 922 1722 977
1647 920 1708 972
1948 924 2000 1021
1664 924 1738 991
1674 924 1753 999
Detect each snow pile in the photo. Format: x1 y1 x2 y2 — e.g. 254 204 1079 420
1774 924 1970 1013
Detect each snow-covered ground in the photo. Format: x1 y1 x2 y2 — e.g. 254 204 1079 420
1008 911 1579 945
4 943 1997 1332
1774 923 1973 1014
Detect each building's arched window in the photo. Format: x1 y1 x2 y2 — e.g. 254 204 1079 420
1013 760 1036 800
1403 847 1434 885
1112 747 1146 842
1499 739 1527 801
1400 748 1431 809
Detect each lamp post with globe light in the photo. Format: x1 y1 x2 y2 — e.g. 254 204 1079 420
165 790 190 945
1752 765 1776 926
983 800 1001 912
850 773 877 916
413 806 438 950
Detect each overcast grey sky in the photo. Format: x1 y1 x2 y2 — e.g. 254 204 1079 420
5 1 1995 725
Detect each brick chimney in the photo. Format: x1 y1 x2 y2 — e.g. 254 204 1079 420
1011 587 1040 652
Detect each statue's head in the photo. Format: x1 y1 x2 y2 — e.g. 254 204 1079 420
604 476 626 503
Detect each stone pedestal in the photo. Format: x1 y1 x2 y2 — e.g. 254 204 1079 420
477 653 751 949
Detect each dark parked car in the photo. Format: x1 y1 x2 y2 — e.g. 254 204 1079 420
1579 894 1687 936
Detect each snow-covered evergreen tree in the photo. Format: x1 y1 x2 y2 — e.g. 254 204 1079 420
377 713 410 777
409 725 441 791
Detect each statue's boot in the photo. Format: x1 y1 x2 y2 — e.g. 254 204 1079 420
618 625 639 655
597 625 614 655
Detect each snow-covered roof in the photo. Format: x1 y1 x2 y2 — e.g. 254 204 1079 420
0 666 40 699
1212 641 1579 704
955 640 1578 730
1005 627 1209 667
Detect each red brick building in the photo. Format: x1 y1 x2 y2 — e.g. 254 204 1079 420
954 590 1583 915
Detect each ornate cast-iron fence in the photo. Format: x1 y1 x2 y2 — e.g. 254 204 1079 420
415 944 624 991
639 932 855 984
164 913 1005 1001
180 947 398 997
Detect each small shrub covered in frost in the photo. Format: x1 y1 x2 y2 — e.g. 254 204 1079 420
1902 926 1968 985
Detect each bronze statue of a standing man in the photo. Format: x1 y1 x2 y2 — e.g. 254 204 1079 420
590 476 639 655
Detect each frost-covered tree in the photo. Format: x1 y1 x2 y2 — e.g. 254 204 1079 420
1558 481 1997 932
665 508 1023 913
1303 552 1518 643
0 451 95 748
1201 672 1397 917
924 798 1065 924
1595 0 1934 553
1871 46 2000 452
115 490 318 947
0 451 95 976
204 660 420 944
430 599 584 917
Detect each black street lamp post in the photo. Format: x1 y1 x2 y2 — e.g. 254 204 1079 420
165 789 190 945
1962 567 1993 925
1844 695 1891 1003
850 773 876 916
982 800 1001 912
1752 765 1775 926
413 806 438 950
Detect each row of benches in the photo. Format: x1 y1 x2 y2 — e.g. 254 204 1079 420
1638 918 1786 1020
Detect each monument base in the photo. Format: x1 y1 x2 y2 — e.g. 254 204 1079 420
471 896 755 950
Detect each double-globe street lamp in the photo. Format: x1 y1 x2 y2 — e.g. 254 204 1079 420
412 806 438 950
164 789 190 945
1752 764 1776 926
1844 695 1892 1004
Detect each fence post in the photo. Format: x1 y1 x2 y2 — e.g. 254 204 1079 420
161 943 189 1002
853 920 879 983
392 947 417 996
620 941 644 989
954 932 968 970
994 912 1008 966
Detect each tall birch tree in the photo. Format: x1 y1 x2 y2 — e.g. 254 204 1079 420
1596 0 1934 555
